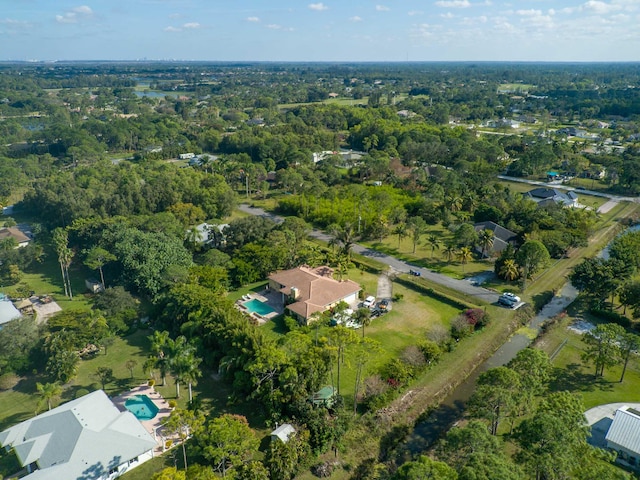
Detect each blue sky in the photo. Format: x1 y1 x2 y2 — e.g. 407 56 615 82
1 0 639 62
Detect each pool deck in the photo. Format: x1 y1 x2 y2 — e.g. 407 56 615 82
235 290 283 325
111 385 175 455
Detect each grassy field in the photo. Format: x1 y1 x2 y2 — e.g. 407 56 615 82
536 308 640 410
359 226 493 281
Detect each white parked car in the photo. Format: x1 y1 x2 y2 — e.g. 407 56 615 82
499 292 520 306
363 296 376 308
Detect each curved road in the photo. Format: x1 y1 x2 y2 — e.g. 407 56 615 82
238 204 500 304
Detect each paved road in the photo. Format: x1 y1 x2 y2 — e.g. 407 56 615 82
239 204 500 304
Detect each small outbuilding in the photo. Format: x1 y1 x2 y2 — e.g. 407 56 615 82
310 386 336 408
85 278 105 294
270 423 296 443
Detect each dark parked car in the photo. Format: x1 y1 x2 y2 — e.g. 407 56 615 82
409 269 421 276
378 299 389 310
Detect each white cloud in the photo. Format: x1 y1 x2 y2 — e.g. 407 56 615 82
246 16 260 22
583 0 621 14
435 0 471 8
164 26 181 32
183 22 200 29
1 18 31 26
376 5 390 11
308 3 329 11
408 10 424 16
516 9 542 16
349 16 363 22
266 24 295 31
440 12 455 18
55 5 94 24
411 23 435 40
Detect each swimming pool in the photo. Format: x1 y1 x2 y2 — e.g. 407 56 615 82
124 394 159 420
243 298 277 316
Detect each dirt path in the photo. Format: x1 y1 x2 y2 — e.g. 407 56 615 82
597 199 619 214
376 270 394 310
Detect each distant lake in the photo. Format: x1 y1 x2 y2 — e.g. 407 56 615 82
134 90 176 98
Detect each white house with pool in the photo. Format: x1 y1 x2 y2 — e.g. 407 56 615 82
0 390 156 480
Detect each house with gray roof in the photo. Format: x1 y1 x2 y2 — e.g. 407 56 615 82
473 221 518 256
523 187 579 208
606 406 640 471
0 390 156 480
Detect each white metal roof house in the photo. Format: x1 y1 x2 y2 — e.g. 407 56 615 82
270 423 296 443
0 390 157 480
605 406 640 471
0 298 21 326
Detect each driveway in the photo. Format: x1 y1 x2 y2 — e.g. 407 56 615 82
238 204 500 304
584 402 640 448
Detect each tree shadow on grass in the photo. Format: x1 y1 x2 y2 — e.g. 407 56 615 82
532 290 554 311
550 363 614 394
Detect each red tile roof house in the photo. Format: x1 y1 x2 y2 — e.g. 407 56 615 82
268 266 361 324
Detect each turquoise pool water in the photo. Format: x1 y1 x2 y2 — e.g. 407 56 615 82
243 298 277 316
124 395 159 420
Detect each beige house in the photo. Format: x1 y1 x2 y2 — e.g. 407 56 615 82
0 227 30 248
268 266 360 324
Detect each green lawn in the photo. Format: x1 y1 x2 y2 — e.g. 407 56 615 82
0 330 152 431
360 226 492 281
536 312 640 410
259 268 465 407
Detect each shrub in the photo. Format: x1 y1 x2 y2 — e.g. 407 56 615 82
451 314 473 340
464 308 490 328
312 462 335 478
590 308 632 329
168 399 177 409
400 345 427 369
418 340 442 365
0 373 19 391
148 379 155 387
75 388 90 398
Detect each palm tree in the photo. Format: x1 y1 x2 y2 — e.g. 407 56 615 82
427 234 440 259
457 247 473 272
443 242 457 264
149 330 171 386
499 259 520 281
36 382 62 411
330 222 357 261
408 217 427 253
52 228 74 299
185 226 203 250
353 307 372 338
446 195 463 213
478 229 495 259
393 223 408 249
169 336 202 400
